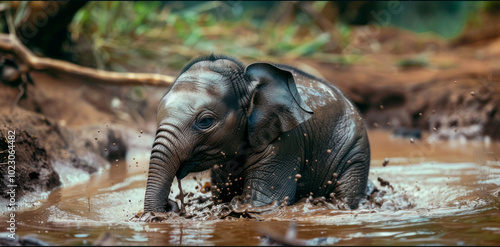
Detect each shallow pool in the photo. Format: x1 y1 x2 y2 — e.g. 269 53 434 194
4 130 500 245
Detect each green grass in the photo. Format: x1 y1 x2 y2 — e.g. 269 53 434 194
68 1 334 72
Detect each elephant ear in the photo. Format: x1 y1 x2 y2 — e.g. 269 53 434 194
244 63 313 152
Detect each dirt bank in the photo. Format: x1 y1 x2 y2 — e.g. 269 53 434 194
0 70 160 199
296 28 500 140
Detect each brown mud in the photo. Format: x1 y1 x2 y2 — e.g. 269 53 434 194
293 28 500 141
0 71 158 198
1 130 499 246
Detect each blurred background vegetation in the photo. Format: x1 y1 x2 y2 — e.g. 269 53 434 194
2 1 500 141
3 1 500 73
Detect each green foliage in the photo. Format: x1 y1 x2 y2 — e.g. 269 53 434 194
482 1 500 14
67 1 491 73
69 1 333 72
396 55 429 68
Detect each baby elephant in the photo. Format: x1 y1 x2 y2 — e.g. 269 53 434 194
144 55 370 213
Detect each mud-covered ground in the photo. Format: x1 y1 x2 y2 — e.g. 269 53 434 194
0 70 161 198
2 130 499 246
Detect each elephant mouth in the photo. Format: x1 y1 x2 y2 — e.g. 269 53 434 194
176 161 197 180
176 157 223 180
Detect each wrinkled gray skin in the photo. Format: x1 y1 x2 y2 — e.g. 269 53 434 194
143 55 370 213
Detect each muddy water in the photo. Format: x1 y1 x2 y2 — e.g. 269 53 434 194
3 130 500 245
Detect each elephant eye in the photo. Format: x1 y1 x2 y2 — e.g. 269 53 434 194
196 114 216 130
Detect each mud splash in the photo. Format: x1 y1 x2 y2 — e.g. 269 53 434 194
2 130 500 245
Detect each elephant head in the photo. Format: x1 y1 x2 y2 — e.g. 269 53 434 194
143 55 312 213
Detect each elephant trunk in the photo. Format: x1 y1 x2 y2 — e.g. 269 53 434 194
144 127 185 212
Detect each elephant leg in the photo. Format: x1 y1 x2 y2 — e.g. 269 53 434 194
233 160 299 210
334 158 370 209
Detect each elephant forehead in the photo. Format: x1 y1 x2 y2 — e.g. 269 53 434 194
161 91 216 112
188 59 242 73
173 70 231 96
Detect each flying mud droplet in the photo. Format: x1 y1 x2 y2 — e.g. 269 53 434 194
382 158 389 167
94 137 97 140
418 112 423 117
471 91 475 96
333 173 338 178
140 130 143 134
387 121 391 126
410 138 414 143
98 129 101 133
329 192 335 198
113 142 116 146
326 149 332 154
347 160 352 164
373 122 378 128
433 127 437 131
327 180 332 185
213 164 219 170
295 174 302 179
271 186 274 190
115 159 118 162
304 133 307 137
379 104 384 109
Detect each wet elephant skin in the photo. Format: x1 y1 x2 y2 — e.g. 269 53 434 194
143 55 370 213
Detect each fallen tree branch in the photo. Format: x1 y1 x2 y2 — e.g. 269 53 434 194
0 33 175 86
